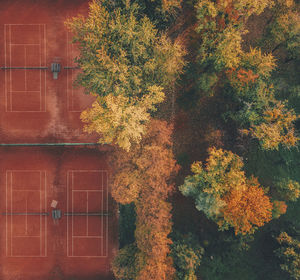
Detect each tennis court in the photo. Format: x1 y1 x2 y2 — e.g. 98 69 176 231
0 147 117 280
0 1 118 279
0 0 96 143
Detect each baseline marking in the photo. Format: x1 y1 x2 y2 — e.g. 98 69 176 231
67 170 108 257
5 170 47 257
4 24 46 112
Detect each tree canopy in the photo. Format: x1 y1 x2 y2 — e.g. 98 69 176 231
275 232 300 279
192 0 299 150
66 0 185 151
111 119 179 279
179 148 274 235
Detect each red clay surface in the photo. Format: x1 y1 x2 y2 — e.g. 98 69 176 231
0 0 98 143
0 146 118 280
0 2 119 279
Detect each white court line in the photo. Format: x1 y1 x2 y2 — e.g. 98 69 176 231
7 24 43 25
44 171 47 257
4 26 7 112
71 42 74 111
9 90 40 92
6 172 8 256
66 32 70 111
9 25 12 112
11 43 40 46
10 172 12 256
72 190 103 192
6 169 44 255
8 170 42 172
68 256 108 258
69 170 104 172
25 47 27 92
5 24 46 112
6 110 47 113
68 170 108 257
73 236 103 238
9 256 48 258
105 171 108 257
86 191 88 236
101 171 103 256
67 171 69 256
14 235 40 238
6 170 46 257
105 214 108 257
25 198 28 235
39 25 42 112
40 171 42 256
13 189 41 192
44 24 46 112
72 171 74 256
8 256 48 258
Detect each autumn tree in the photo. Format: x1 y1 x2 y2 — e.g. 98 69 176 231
195 0 273 71
112 243 140 280
244 141 300 211
272 200 288 219
171 233 204 280
66 0 185 151
275 232 300 279
241 99 299 150
226 49 299 149
274 178 300 202
221 177 273 235
111 119 179 280
191 0 299 149
223 44 298 149
179 148 274 235
135 0 182 30
259 0 300 60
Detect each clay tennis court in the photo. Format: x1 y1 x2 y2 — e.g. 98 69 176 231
0 147 118 280
0 0 97 143
0 1 118 279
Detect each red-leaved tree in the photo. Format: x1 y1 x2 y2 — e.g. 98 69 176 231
111 119 179 280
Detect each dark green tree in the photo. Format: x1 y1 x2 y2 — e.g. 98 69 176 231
171 233 204 280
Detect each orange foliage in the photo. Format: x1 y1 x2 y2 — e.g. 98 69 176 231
273 200 287 218
217 17 226 29
222 178 273 235
223 1 240 23
181 148 274 235
111 119 178 280
237 69 259 84
226 67 259 88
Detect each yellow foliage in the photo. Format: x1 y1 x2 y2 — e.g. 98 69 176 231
248 102 299 149
232 0 274 16
215 27 243 69
182 148 275 235
67 0 186 151
161 0 182 12
81 87 165 151
277 0 295 8
240 48 276 78
196 0 218 18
